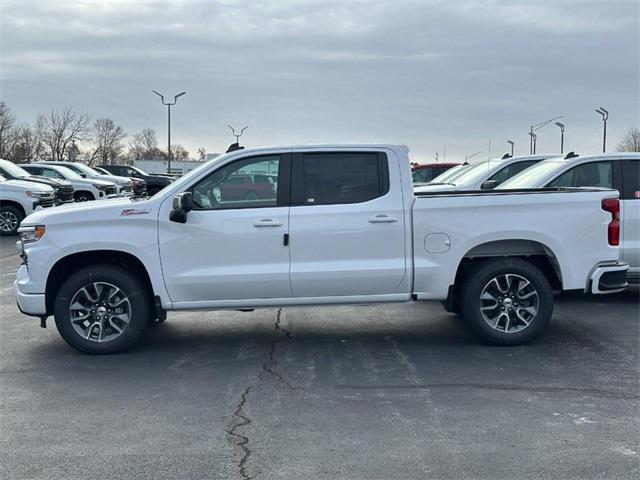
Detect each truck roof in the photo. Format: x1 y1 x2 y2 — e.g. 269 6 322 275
223 143 410 154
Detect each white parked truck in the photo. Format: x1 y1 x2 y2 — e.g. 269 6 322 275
498 152 640 283
0 174 55 235
21 164 118 202
415 155 553 191
14 144 628 353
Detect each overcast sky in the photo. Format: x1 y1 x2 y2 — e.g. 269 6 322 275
0 0 638 162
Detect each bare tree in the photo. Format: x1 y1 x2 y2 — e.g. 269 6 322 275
36 108 91 161
7 125 44 163
128 128 164 160
617 127 640 152
170 144 189 161
88 118 127 165
0 102 16 158
197 147 207 161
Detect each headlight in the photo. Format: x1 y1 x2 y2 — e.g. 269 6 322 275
18 225 46 244
25 191 44 198
92 183 108 190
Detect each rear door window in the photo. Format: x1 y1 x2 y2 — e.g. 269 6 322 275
489 160 538 185
621 160 639 200
294 152 389 205
548 161 613 188
412 168 432 183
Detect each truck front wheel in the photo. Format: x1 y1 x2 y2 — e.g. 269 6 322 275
459 258 553 345
74 191 95 202
53 265 151 354
0 205 24 236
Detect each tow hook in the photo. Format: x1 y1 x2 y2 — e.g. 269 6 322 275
39 316 47 328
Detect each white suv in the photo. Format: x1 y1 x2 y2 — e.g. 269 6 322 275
0 174 55 235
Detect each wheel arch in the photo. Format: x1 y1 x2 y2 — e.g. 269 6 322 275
74 190 95 200
0 200 26 217
45 250 154 315
445 239 562 313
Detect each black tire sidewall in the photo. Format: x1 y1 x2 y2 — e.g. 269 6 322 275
75 192 94 202
0 205 24 235
460 258 553 345
54 265 150 354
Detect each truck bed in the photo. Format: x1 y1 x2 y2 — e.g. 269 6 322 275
411 187 621 300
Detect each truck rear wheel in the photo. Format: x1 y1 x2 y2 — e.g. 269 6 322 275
53 265 151 354
459 258 553 345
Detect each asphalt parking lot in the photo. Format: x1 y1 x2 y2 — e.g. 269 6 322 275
0 235 638 480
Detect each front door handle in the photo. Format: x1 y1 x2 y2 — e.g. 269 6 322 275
253 219 283 227
368 214 398 223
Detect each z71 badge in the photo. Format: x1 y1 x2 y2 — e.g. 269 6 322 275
120 208 151 216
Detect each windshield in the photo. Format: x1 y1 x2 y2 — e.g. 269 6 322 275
428 164 468 184
0 160 30 178
68 163 100 176
497 160 566 189
51 165 84 180
447 160 505 186
129 166 147 176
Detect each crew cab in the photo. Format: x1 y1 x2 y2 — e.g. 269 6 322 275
21 164 118 202
0 159 75 205
14 144 628 354
498 152 639 283
98 164 172 196
415 155 552 192
0 174 55 235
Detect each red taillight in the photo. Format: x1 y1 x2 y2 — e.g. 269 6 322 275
601 198 620 246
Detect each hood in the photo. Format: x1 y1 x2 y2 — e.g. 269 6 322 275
94 173 132 185
75 177 115 187
146 174 173 184
0 179 54 192
16 176 67 189
32 176 73 187
23 196 156 226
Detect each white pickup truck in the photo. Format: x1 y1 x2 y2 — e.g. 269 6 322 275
14 144 628 354
0 174 56 235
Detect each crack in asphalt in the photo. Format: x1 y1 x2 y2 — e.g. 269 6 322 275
226 308 295 479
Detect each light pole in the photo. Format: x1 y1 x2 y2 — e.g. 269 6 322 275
554 122 565 154
507 140 514 156
153 90 186 174
529 116 563 154
530 133 537 154
596 107 608 153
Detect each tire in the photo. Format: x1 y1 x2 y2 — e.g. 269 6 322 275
245 191 259 201
459 258 553 346
0 205 24 236
53 265 152 354
74 191 95 202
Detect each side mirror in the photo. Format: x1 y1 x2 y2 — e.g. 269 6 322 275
80 173 87 178
169 192 193 224
481 179 499 190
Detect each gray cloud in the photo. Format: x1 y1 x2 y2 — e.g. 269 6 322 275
1 0 638 160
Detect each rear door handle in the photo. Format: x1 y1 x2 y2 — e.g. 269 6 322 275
253 219 283 227
368 215 398 223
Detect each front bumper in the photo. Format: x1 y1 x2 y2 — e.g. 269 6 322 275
14 264 47 316
588 261 629 294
